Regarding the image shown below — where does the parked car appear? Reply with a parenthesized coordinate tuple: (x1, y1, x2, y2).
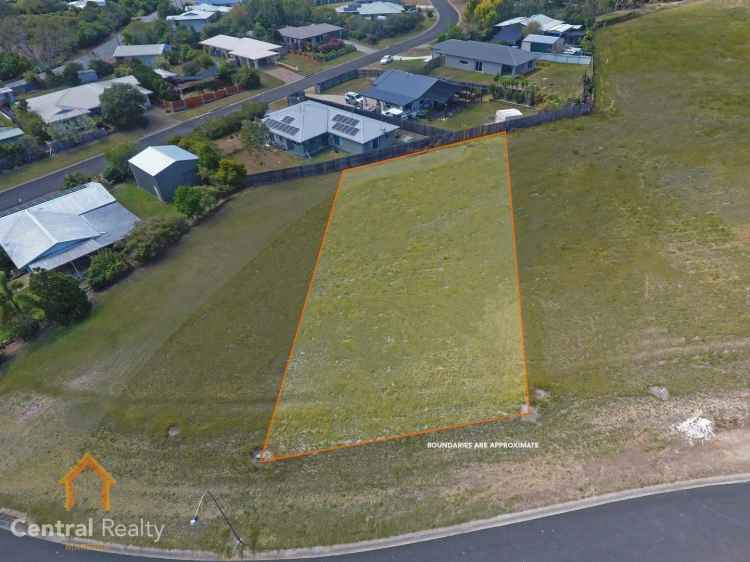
(345, 92, 364, 106)
(380, 55, 393, 65)
(381, 107, 406, 119)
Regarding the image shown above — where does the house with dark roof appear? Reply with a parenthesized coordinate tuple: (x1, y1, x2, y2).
(491, 22, 523, 46)
(0, 182, 139, 272)
(361, 70, 462, 114)
(277, 24, 343, 51)
(263, 100, 399, 158)
(432, 40, 536, 77)
(522, 34, 564, 54)
(128, 145, 199, 202)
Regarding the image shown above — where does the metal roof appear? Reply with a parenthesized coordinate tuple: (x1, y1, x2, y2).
(26, 76, 152, 125)
(0, 182, 139, 270)
(492, 24, 523, 43)
(336, 1, 404, 16)
(278, 23, 343, 40)
(114, 44, 168, 57)
(495, 14, 582, 33)
(167, 10, 216, 21)
(128, 145, 198, 177)
(263, 100, 399, 145)
(432, 40, 536, 67)
(523, 34, 562, 44)
(362, 70, 439, 106)
(0, 127, 24, 142)
(199, 35, 282, 61)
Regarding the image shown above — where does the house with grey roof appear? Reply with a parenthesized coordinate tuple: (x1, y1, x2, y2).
(0, 127, 25, 146)
(277, 24, 343, 51)
(128, 145, 199, 202)
(491, 22, 523, 46)
(522, 34, 564, 54)
(336, 1, 404, 18)
(432, 40, 536, 77)
(25, 76, 152, 134)
(495, 14, 584, 43)
(263, 100, 399, 158)
(113, 44, 170, 67)
(0, 182, 139, 272)
(166, 10, 218, 32)
(200, 35, 283, 68)
(361, 70, 462, 113)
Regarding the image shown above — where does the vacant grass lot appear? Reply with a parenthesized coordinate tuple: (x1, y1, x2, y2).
(111, 183, 181, 219)
(426, 98, 536, 130)
(267, 135, 526, 457)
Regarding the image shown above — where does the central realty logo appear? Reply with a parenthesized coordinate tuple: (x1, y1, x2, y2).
(59, 453, 116, 512)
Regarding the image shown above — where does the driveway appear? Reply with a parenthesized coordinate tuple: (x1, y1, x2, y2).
(264, 65, 306, 84)
(2, 481, 750, 561)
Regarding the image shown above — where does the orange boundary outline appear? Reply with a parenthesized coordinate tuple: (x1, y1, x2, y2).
(260, 131, 531, 464)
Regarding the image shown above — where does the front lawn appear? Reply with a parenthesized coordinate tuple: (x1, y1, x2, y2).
(110, 183, 181, 220)
(280, 50, 363, 76)
(322, 76, 374, 95)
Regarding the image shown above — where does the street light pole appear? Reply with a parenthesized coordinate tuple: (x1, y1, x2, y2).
(190, 490, 245, 546)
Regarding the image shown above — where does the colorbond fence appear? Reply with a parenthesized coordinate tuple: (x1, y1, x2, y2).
(532, 53, 592, 65)
(162, 85, 243, 113)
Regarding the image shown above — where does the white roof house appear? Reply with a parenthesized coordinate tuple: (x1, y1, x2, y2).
(113, 44, 169, 58)
(495, 14, 582, 35)
(166, 9, 217, 29)
(67, 0, 106, 8)
(0, 182, 139, 271)
(26, 76, 151, 125)
(128, 145, 198, 176)
(0, 127, 24, 144)
(337, 1, 405, 16)
(193, 3, 232, 13)
(200, 35, 282, 66)
(263, 100, 399, 146)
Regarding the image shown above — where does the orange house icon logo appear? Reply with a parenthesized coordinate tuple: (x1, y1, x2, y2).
(59, 453, 116, 512)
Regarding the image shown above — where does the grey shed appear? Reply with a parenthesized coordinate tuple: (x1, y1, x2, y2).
(128, 145, 200, 202)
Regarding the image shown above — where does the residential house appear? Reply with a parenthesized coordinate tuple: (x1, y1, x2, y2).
(77, 69, 98, 84)
(0, 182, 139, 272)
(200, 35, 284, 68)
(361, 70, 462, 114)
(277, 24, 344, 51)
(128, 145, 199, 202)
(113, 44, 170, 67)
(67, 0, 105, 8)
(432, 40, 536, 77)
(336, 1, 405, 18)
(491, 22, 523, 46)
(495, 14, 583, 43)
(0, 127, 24, 145)
(263, 100, 399, 157)
(166, 10, 218, 32)
(0, 87, 15, 106)
(521, 34, 564, 54)
(192, 3, 232, 13)
(25, 76, 151, 135)
(197, 0, 240, 5)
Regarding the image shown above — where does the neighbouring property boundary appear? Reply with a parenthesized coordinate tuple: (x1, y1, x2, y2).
(259, 132, 532, 464)
(241, 99, 592, 189)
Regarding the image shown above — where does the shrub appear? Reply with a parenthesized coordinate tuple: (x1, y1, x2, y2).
(120, 216, 190, 264)
(29, 270, 91, 326)
(86, 248, 132, 290)
(234, 66, 260, 89)
(88, 58, 114, 78)
(103, 142, 138, 183)
(100, 83, 148, 130)
(211, 159, 245, 189)
(9, 314, 40, 341)
(174, 186, 218, 219)
(62, 172, 91, 190)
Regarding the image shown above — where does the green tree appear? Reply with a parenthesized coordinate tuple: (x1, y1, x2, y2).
(103, 142, 138, 183)
(212, 159, 246, 188)
(234, 66, 260, 89)
(61, 61, 83, 86)
(88, 58, 114, 78)
(100, 83, 148, 130)
(217, 62, 237, 83)
(29, 270, 91, 325)
(239, 119, 269, 162)
(62, 172, 91, 190)
(86, 248, 131, 290)
(174, 186, 217, 219)
(0, 52, 31, 81)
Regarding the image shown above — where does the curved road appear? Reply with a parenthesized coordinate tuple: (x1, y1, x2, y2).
(0, 1, 458, 212)
(2, 482, 750, 561)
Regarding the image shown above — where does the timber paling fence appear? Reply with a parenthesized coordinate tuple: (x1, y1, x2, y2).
(241, 99, 592, 189)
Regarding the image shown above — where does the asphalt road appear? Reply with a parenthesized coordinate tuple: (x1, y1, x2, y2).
(2, 482, 750, 562)
(0, 1, 458, 212)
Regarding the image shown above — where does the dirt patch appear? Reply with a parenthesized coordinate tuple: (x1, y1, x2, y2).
(215, 135, 303, 174)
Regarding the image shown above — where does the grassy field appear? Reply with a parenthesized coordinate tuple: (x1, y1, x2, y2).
(110, 183, 181, 220)
(266, 135, 526, 457)
(425, 98, 535, 130)
(280, 51, 363, 76)
(526, 61, 590, 102)
(1, 1, 750, 555)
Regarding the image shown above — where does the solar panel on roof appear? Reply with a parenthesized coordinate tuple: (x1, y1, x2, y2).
(282, 115, 295, 124)
(332, 122, 359, 136)
(332, 114, 359, 127)
(266, 119, 299, 136)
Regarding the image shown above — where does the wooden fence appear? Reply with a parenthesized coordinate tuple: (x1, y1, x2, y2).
(162, 85, 243, 113)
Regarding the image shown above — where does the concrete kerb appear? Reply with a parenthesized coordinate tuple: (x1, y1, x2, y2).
(3, 473, 750, 560)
